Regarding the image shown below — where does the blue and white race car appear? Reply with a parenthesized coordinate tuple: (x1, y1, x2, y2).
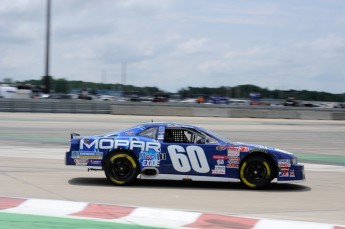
(65, 122, 305, 189)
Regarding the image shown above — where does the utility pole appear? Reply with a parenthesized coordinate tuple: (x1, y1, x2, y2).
(43, 0, 51, 93)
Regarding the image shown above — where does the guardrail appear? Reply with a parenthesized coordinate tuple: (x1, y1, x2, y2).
(0, 98, 345, 120)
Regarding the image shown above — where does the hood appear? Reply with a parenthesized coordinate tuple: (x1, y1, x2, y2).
(231, 142, 296, 159)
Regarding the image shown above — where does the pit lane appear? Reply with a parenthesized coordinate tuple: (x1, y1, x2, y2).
(0, 113, 344, 225)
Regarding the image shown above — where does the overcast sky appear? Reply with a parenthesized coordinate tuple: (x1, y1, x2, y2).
(1, 0, 345, 93)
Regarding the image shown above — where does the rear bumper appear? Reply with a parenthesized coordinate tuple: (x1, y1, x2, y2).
(65, 151, 103, 168)
(277, 164, 305, 183)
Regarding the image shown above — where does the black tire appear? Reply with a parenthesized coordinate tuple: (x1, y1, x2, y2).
(239, 156, 274, 189)
(104, 152, 139, 186)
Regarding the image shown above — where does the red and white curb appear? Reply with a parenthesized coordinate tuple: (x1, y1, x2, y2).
(0, 197, 344, 229)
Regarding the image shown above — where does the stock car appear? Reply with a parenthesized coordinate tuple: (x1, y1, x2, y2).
(65, 122, 305, 189)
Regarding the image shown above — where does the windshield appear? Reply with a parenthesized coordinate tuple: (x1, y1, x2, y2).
(198, 127, 231, 143)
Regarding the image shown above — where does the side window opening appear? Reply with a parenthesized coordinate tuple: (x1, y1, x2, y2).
(164, 129, 188, 143)
(138, 127, 158, 139)
(164, 128, 206, 144)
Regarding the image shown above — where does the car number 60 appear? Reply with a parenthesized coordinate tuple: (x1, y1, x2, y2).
(167, 145, 210, 173)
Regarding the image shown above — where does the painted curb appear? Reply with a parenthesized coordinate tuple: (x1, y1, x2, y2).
(0, 197, 344, 229)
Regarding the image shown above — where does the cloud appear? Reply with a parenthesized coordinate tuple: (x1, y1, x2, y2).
(307, 34, 345, 53)
(0, 0, 345, 93)
(176, 38, 208, 55)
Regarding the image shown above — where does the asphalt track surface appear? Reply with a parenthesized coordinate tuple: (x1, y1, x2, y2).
(0, 113, 344, 226)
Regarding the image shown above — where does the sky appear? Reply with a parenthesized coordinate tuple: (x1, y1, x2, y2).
(0, 0, 345, 93)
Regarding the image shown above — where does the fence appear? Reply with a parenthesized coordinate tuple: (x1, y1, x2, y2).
(0, 99, 344, 120)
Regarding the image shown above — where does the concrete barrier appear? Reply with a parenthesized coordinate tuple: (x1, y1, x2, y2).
(230, 109, 267, 118)
(111, 105, 194, 116)
(1, 99, 345, 120)
(266, 110, 300, 119)
(192, 107, 229, 117)
(299, 111, 333, 120)
(332, 112, 345, 120)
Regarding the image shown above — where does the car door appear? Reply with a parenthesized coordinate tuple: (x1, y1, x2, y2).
(159, 127, 224, 177)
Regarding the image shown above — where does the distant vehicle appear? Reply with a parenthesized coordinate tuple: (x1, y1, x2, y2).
(129, 94, 141, 102)
(228, 99, 249, 105)
(153, 92, 169, 102)
(49, 94, 75, 99)
(0, 84, 17, 98)
(168, 94, 182, 103)
(335, 103, 345, 108)
(16, 84, 33, 99)
(98, 95, 115, 101)
(284, 97, 299, 106)
(78, 90, 94, 100)
(196, 96, 205, 104)
(139, 96, 154, 102)
(179, 98, 196, 103)
(208, 96, 229, 104)
(65, 122, 305, 189)
(249, 93, 262, 105)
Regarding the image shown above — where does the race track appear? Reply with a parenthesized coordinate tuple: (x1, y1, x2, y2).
(0, 113, 344, 225)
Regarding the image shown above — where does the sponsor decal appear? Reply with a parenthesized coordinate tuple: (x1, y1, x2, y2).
(227, 155, 240, 168)
(228, 150, 240, 157)
(229, 157, 240, 161)
(74, 159, 88, 166)
(217, 159, 224, 165)
(72, 151, 103, 159)
(158, 127, 165, 140)
(124, 131, 134, 135)
(279, 167, 289, 177)
(216, 145, 227, 151)
(226, 164, 239, 169)
(90, 160, 102, 166)
(239, 146, 249, 152)
(278, 159, 291, 168)
(157, 134, 164, 140)
(79, 139, 161, 153)
(72, 151, 79, 158)
(228, 159, 240, 165)
(290, 169, 295, 177)
(142, 160, 159, 166)
(213, 155, 228, 160)
(160, 153, 166, 160)
(139, 150, 160, 167)
(212, 165, 225, 175)
(228, 146, 250, 152)
(228, 146, 239, 151)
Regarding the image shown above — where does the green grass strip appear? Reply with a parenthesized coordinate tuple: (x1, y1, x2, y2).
(0, 212, 164, 229)
(296, 153, 345, 164)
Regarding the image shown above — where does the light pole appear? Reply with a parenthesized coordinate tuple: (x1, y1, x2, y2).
(43, 0, 51, 93)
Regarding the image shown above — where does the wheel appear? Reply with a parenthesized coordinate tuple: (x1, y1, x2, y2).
(239, 156, 274, 189)
(104, 152, 139, 185)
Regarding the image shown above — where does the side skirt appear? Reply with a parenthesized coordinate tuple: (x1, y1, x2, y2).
(138, 174, 240, 183)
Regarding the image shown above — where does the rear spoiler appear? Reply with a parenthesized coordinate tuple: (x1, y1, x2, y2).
(70, 133, 80, 140)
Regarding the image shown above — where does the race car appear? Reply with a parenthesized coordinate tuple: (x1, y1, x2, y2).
(65, 122, 305, 189)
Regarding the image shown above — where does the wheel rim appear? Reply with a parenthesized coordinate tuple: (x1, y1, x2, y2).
(245, 160, 267, 183)
(112, 158, 132, 178)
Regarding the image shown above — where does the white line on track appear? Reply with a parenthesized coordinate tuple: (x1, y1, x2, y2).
(302, 163, 345, 172)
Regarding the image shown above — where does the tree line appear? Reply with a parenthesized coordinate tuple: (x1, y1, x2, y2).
(13, 77, 345, 102)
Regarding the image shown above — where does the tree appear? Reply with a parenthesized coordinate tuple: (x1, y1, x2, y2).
(42, 75, 52, 93)
(54, 78, 69, 93)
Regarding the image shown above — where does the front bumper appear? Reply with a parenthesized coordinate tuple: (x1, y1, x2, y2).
(277, 164, 305, 183)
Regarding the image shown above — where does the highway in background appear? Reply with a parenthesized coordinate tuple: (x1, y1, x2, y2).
(0, 113, 344, 225)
